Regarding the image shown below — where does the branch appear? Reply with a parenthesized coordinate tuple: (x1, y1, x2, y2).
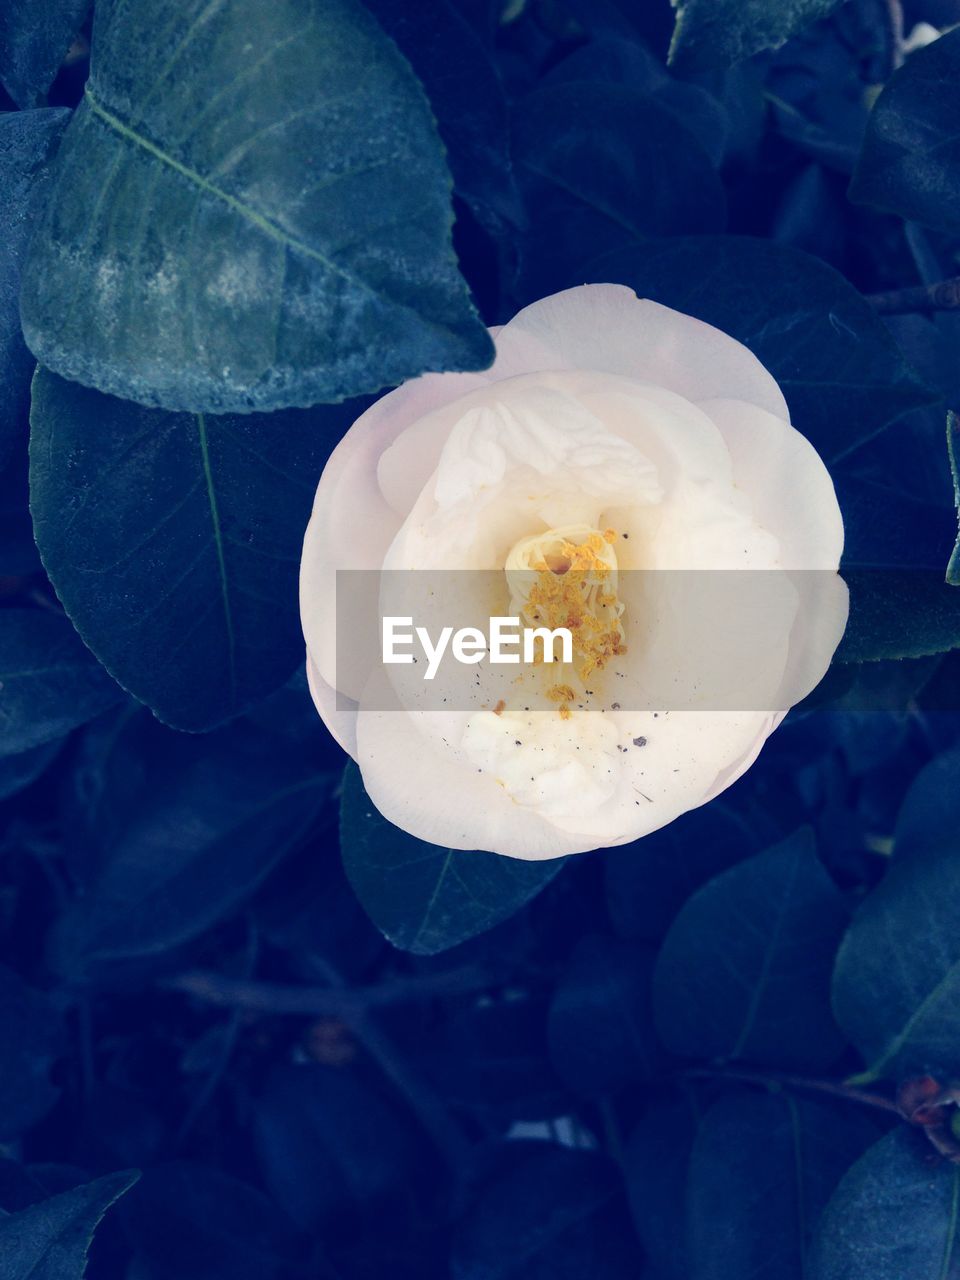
(683, 1066, 902, 1115)
(867, 276, 960, 315)
(162, 963, 495, 1017)
(881, 0, 905, 75)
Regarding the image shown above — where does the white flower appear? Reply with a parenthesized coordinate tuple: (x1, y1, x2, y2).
(300, 285, 846, 859)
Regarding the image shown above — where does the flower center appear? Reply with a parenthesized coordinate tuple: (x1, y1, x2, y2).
(505, 523, 626, 692)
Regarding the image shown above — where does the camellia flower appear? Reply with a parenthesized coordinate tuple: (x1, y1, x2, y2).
(300, 285, 847, 860)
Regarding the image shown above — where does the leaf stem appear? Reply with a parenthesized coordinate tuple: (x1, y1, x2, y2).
(867, 276, 960, 314)
(683, 1066, 902, 1115)
(162, 963, 495, 1016)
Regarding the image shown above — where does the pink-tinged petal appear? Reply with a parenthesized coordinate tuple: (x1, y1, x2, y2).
(301, 371, 489, 685)
(699, 398, 845, 569)
(492, 285, 790, 421)
(354, 705, 593, 860)
(305, 652, 357, 759)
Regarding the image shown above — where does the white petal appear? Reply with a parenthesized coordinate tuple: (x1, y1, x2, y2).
(699, 398, 844, 569)
(305, 652, 358, 759)
(354, 703, 592, 859)
(492, 285, 790, 421)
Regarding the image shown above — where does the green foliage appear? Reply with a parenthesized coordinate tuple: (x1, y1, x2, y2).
(669, 0, 841, 71)
(811, 1129, 960, 1279)
(339, 762, 564, 955)
(832, 748, 960, 1082)
(0, 607, 122, 756)
(30, 368, 353, 731)
(514, 82, 725, 294)
(49, 709, 333, 983)
(850, 28, 960, 234)
(0, 109, 68, 469)
(0, 1171, 139, 1280)
(19, 0, 493, 414)
(687, 1094, 878, 1280)
(653, 830, 849, 1070)
(0, 0, 89, 107)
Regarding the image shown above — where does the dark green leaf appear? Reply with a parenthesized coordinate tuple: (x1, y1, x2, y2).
(832, 749, 960, 1081)
(669, 0, 841, 71)
(688, 1093, 879, 1280)
(0, 108, 69, 470)
(653, 829, 848, 1069)
(547, 934, 660, 1096)
(0, 965, 65, 1141)
(837, 569, 960, 662)
(49, 710, 331, 981)
(340, 761, 564, 955)
(849, 28, 960, 235)
(811, 1129, 960, 1280)
(0, 1170, 139, 1280)
(604, 803, 759, 941)
(451, 1145, 638, 1280)
(30, 367, 350, 731)
(624, 1102, 698, 1280)
(948, 411, 960, 585)
(0, 608, 122, 758)
(584, 236, 936, 462)
(362, 0, 520, 226)
(0, 0, 88, 107)
(19, 0, 493, 414)
(514, 83, 725, 296)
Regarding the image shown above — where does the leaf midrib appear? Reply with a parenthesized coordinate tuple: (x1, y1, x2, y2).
(196, 413, 236, 706)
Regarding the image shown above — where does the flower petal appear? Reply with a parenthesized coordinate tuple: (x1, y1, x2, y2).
(492, 285, 790, 421)
(699, 398, 844, 569)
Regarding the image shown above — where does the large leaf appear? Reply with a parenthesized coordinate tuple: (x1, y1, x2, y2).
(653, 829, 848, 1070)
(837, 570, 960, 663)
(832, 749, 960, 1082)
(624, 1102, 698, 1280)
(849, 28, 960, 235)
(0, 108, 69, 470)
(811, 1129, 960, 1280)
(49, 710, 332, 981)
(0, 965, 66, 1141)
(362, 0, 519, 226)
(585, 236, 936, 463)
(833, 409, 960, 662)
(0, 608, 122, 758)
(19, 0, 493, 415)
(451, 1145, 638, 1280)
(340, 762, 564, 955)
(30, 368, 351, 732)
(0, 0, 89, 107)
(669, 0, 841, 71)
(688, 1093, 879, 1280)
(514, 82, 725, 296)
(604, 802, 759, 941)
(0, 1170, 139, 1280)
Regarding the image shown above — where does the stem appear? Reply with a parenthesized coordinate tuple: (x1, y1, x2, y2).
(304, 956, 472, 1170)
(881, 0, 905, 75)
(867, 276, 960, 315)
(163, 964, 494, 1017)
(683, 1066, 902, 1115)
